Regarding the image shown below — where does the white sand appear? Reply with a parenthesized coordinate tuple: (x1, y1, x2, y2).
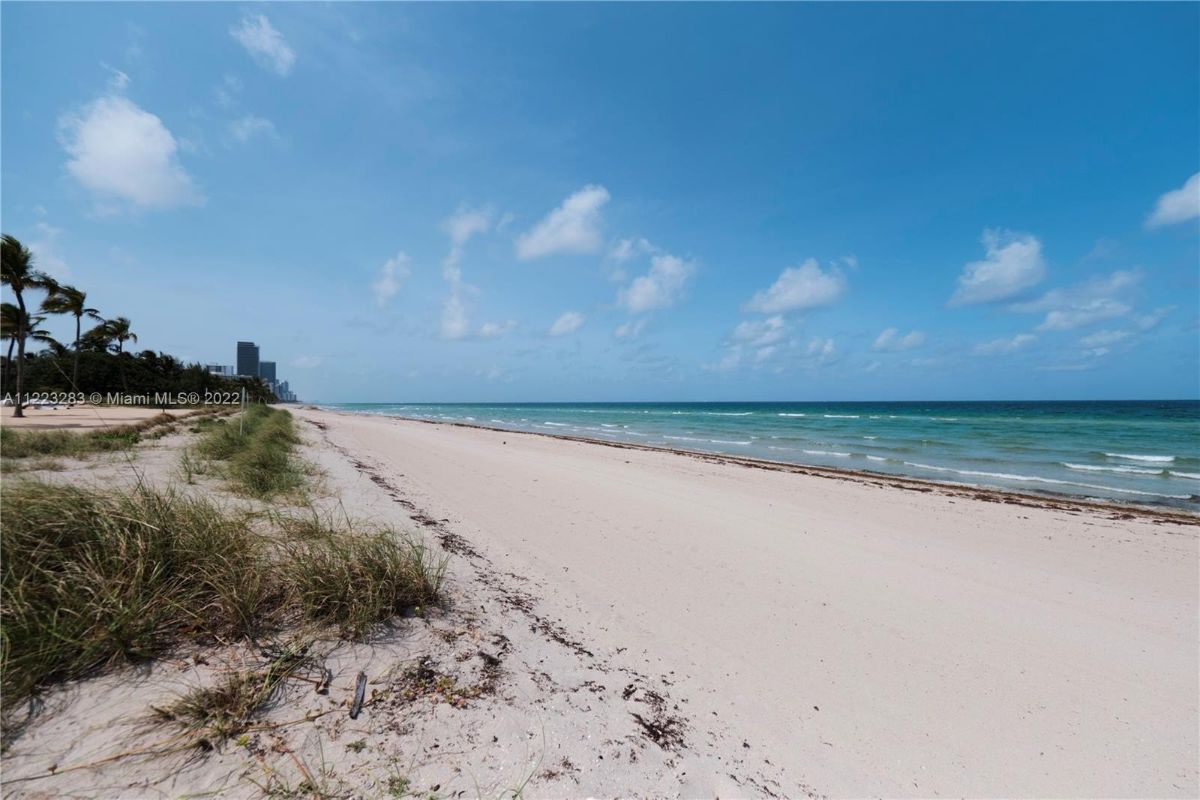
(291, 408, 1199, 798)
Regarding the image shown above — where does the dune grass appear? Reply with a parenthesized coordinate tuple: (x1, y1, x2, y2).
(0, 480, 445, 711)
(0, 419, 150, 459)
(0, 410, 222, 466)
(194, 404, 304, 498)
(153, 642, 314, 749)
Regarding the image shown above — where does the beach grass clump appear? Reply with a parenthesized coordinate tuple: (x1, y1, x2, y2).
(0, 480, 279, 706)
(195, 405, 304, 498)
(1, 480, 444, 709)
(283, 528, 445, 638)
(0, 412, 191, 461)
(153, 643, 312, 748)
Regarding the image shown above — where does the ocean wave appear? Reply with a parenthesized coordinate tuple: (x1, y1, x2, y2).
(1063, 463, 1160, 475)
(904, 462, 1190, 498)
(1170, 471, 1200, 480)
(663, 435, 704, 442)
(1105, 452, 1175, 463)
(863, 435, 878, 439)
(804, 449, 851, 457)
(710, 439, 752, 445)
(866, 455, 888, 462)
(778, 413, 807, 417)
(601, 423, 619, 428)
(543, 421, 569, 427)
(823, 414, 860, 419)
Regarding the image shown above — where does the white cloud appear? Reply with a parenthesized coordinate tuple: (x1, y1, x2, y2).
(973, 333, 1037, 356)
(292, 355, 323, 368)
(743, 259, 846, 314)
(753, 345, 777, 363)
(619, 253, 695, 313)
(101, 63, 130, 92)
(1146, 172, 1200, 228)
(27, 221, 71, 280)
(806, 337, 837, 365)
(516, 185, 609, 260)
(704, 347, 743, 373)
(948, 229, 1046, 306)
(548, 311, 585, 337)
(441, 294, 469, 340)
(215, 74, 243, 109)
(372, 252, 411, 307)
(60, 95, 201, 211)
(442, 207, 492, 283)
(732, 316, 787, 347)
(872, 327, 926, 352)
(438, 207, 494, 340)
(1134, 306, 1173, 331)
(614, 318, 646, 340)
(1036, 299, 1130, 331)
(231, 14, 295, 76)
(227, 115, 278, 144)
(609, 236, 655, 263)
(1077, 329, 1129, 349)
(1012, 270, 1140, 331)
(478, 320, 516, 339)
(1073, 307, 1173, 351)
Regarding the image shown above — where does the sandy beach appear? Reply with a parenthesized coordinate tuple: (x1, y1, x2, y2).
(3, 406, 1196, 798)
(0, 405, 194, 431)
(291, 407, 1199, 797)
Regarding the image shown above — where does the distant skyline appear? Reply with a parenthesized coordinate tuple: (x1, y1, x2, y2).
(2, 3, 1197, 402)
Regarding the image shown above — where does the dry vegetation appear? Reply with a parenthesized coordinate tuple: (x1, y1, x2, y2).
(0, 407, 445, 721)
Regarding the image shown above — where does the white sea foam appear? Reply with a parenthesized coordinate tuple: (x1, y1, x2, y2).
(601, 423, 619, 428)
(543, 421, 569, 427)
(710, 439, 752, 445)
(866, 455, 888, 462)
(1170, 471, 1200, 480)
(863, 435, 878, 439)
(823, 414, 860, 419)
(1063, 462, 1160, 475)
(778, 413, 807, 417)
(1105, 453, 1175, 463)
(904, 462, 1189, 498)
(804, 449, 851, 457)
(663, 435, 704, 442)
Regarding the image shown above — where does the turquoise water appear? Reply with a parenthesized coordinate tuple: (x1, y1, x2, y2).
(322, 401, 1200, 509)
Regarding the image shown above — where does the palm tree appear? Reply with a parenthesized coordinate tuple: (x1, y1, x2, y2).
(92, 316, 137, 392)
(1, 234, 52, 417)
(101, 317, 138, 355)
(41, 284, 101, 389)
(2, 303, 61, 386)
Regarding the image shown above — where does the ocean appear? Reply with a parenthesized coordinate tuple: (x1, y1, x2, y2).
(321, 401, 1200, 509)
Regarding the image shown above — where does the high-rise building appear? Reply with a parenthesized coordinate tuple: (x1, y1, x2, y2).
(236, 341, 260, 377)
(259, 361, 276, 383)
(205, 364, 234, 377)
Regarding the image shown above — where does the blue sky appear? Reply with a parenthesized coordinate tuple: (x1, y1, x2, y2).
(2, 2, 1197, 402)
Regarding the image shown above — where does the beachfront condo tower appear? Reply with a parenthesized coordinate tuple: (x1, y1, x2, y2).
(236, 341, 260, 378)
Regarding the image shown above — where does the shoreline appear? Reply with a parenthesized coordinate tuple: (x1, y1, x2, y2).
(289, 406, 1198, 796)
(306, 406, 1200, 525)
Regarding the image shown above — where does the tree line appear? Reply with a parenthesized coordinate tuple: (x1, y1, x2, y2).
(2, 234, 274, 417)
